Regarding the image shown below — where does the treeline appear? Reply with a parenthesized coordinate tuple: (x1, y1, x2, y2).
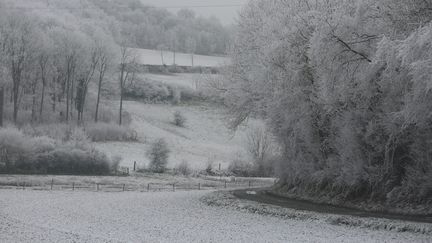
(0, 1, 140, 175)
(225, 0, 432, 209)
(0, 9, 117, 125)
(89, 0, 231, 55)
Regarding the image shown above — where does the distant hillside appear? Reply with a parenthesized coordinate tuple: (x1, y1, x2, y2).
(2, 0, 232, 56)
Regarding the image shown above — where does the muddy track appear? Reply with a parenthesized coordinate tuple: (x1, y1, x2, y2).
(233, 189, 432, 224)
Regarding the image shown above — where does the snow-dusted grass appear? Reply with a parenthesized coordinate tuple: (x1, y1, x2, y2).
(202, 191, 432, 236)
(0, 190, 430, 242)
(141, 73, 201, 90)
(0, 174, 274, 192)
(95, 101, 255, 171)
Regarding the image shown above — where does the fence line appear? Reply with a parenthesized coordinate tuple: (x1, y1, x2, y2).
(0, 179, 275, 193)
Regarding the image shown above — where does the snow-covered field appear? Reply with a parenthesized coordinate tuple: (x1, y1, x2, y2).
(96, 101, 254, 170)
(132, 48, 230, 67)
(140, 73, 201, 90)
(0, 190, 429, 243)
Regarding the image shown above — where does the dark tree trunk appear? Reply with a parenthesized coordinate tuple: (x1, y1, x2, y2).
(0, 86, 4, 127)
(95, 74, 103, 123)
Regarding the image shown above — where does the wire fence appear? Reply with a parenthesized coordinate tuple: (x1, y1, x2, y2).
(0, 178, 276, 193)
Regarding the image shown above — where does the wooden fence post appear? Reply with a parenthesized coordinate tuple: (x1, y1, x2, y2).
(97, 183, 100, 191)
(198, 183, 200, 190)
(224, 181, 227, 189)
(249, 181, 251, 188)
(23, 182, 25, 190)
(123, 184, 125, 192)
(72, 182, 75, 191)
(51, 179, 54, 190)
(147, 183, 150, 191)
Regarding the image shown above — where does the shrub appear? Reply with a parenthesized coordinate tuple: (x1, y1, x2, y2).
(175, 160, 192, 176)
(85, 123, 138, 142)
(147, 139, 170, 173)
(173, 111, 186, 127)
(123, 77, 202, 104)
(228, 159, 254, 177)
(172, 88, 181, 105)
(0, 127, 31, 171)
(33, 145, 111, 175)
(0, 127, 116, 175)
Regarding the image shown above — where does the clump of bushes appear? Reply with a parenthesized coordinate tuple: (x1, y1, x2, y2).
(123, 77, 202, 103)
(147, 139, 170, 173)
(0, 127, 118, 175)
(85, 123, 138, 142)
(174, 160, 192, 176)
(228, 159, 255, 177)
(173, 111, 186, 127)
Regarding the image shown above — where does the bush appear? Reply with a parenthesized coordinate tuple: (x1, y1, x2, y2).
(228, 159, 254, 177)
(175, 160, 192, 176)
(0, 127, 116, 175)
(0, 127, 32, 171)
(123, 77, 202, 103)
(86, 123, 138, 142)
(173, 111, 186, 127)
(147, 139, 170, 173)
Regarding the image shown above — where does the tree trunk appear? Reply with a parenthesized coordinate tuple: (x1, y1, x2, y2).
(31, 82, 37, 123)
(40, 80, 45, 120)
(66, 76, 70, 122)
(13, 78, 20, 124)
(95, 74, 103, 123)
(119, 89, 123, 126)
(160, 50, 164, 65)
(119, 64, 125, 126)
(0, 86, 4, 127)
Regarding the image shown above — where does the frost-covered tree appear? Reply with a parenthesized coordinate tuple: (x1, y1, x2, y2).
(147, 139, 170, 173)
(225, 0, 432, 206)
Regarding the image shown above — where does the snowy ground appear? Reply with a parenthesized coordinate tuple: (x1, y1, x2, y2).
(1, 190, 429, 243)
(132, 48, 230, 67)
(95, 101, 255, 170)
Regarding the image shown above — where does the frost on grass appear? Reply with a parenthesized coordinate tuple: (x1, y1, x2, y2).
(200, 191, 432, 236)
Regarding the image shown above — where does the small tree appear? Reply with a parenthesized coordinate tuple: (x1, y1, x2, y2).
(246, 125, 274, 176)
(147, 139, 170, 173)
(173, 111, 186, 127)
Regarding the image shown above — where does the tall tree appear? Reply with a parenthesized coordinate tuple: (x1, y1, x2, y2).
(94, 46, 110, 123)
(118, 46, 134, 126)
(0, 13, 37, 124)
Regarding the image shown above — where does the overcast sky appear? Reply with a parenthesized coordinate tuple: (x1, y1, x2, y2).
(139, 0, 249, 25)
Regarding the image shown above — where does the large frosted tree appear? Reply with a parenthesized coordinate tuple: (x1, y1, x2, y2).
(225, 0, 432, 205)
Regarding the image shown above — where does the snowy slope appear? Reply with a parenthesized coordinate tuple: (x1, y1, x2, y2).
(131, 48, 230, 67)
(95, 102, 253, 170)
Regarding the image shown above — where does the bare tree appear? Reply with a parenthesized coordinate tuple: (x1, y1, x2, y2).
(246, 125, 273, 166)
(76, 46, 99, 123)
(95, 46, 109, 123)
(1, 14, 35, 124)
(38, 50, 50, 119)
(118, 46, 135, 126)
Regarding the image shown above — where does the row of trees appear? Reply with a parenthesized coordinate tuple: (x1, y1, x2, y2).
(225, 0, 432, 205)
(89, 0, 232, 56)
(0, 7, 135, 126)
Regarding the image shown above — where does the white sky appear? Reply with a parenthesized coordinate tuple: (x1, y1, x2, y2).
(139, 0, 249, 25)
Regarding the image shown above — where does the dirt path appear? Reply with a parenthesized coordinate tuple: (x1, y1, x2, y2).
(233, 189, 432, 224)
